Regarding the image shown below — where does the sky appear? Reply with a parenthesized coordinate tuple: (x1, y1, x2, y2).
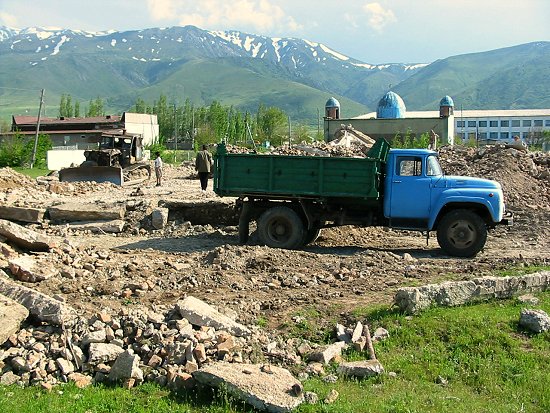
(0, 0, 549, 64)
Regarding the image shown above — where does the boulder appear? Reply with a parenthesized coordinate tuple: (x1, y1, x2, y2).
(519, 309, 550, 333)
(48, 202, 125, 222)
(194, 362, 304, 413)
(0, 293, 29, 345)
(151, 208, 169, 230)
(176, 296, 251, 337)
(109, 350, 143, 383)
(0, 272, 77, 325)
(0, 206, 45, 224)
(9, 255, 58, 282)
(0, 219, 54, 251)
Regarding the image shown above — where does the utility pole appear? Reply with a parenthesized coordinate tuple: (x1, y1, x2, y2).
(174, 103, 177, 163)
(288, 116, 292, 147)
(31, 88, 45, 169)
(317, 108, 321, 139)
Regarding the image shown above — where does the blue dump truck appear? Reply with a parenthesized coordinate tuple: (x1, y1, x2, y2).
(213, 139, 512, 257)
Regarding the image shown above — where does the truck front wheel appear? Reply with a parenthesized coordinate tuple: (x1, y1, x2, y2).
(258, 206, 305, 249)
(437, 210, 487, 257)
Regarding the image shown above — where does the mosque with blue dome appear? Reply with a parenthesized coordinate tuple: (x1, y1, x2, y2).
(324, 91, 455, 145)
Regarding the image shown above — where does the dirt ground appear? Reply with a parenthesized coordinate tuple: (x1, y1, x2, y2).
(1, 144, 550, 333)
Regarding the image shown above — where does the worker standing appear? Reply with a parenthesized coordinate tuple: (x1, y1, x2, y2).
(154, 151, 163, 186)
(195, 144, 213, 193)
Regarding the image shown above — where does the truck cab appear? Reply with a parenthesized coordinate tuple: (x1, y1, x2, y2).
(384, 149, 511, 256)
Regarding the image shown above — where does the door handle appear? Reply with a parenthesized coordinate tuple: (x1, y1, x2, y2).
(393, 180, 402, 183)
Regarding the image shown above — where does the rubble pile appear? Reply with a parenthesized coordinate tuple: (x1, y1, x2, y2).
(439, 145, 550, 210)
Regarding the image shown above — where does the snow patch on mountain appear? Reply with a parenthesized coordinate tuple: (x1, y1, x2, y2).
(51, 35, 69, 55)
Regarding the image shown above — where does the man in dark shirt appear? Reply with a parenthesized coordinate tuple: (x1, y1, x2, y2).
(195, 145, 213, 193)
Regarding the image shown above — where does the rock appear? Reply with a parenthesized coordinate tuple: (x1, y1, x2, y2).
(9, 256, 58, 282)
(66, 220, 125, 233)
(308, 341, 346, 364)
(0, 293, 29, 345)
(304, 391, 319, 404)
(176, 296, 251, 337)
(0, 219, 54, 251)
(0, 274, 77, 325)
(88, 343, 125, 364)
(394, 271, 550, 314)
(151, 208, 169, 230)
(193, 362, 304, 413)
(68, 372, 92, 388)
(324, 389, 339, 404)
(48, 202, 126, 222)
(56, 358, 75, 375)
(372, 327, 390, 342)
(517, 294, 540, 305)
(519, 309, 550, 333)
(0, 206, 45, 224)
(109, 350, 143, 383)
(351, 322, 363, 343)
(0, 371, 21, 385)
(337, 360, 384, 378)
(82, 330, 107, 347)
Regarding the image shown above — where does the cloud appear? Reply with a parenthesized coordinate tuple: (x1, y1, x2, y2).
(0, 11, 18, 27)
(146, 0, 302, 33)
(362, 2, 396, 31)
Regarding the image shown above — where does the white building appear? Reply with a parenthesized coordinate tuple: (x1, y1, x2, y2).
(453, 109, 550, 144)
(121, 112, 160, 146)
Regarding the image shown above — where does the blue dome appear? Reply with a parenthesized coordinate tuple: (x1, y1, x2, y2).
(325, 97, 341, 109)
(440, 95, 454, 107)
(376, 91, 406, 119)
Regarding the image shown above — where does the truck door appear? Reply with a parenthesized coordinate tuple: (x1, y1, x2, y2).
(386, 155, 432, 229)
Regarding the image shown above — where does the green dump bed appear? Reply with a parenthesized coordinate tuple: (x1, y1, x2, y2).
(214, 139, 390, 200)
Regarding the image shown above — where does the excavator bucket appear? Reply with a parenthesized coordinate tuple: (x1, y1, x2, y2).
(59, 166, 123, 185)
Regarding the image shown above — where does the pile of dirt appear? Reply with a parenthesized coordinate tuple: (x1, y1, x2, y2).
(438, 145, 550, 211)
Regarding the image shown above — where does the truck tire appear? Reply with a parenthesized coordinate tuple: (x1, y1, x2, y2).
(258, 206, 305, 249)
(303, 228, 321, 245)
(238, 203, 251, 244)
(437, 209, 487, 257)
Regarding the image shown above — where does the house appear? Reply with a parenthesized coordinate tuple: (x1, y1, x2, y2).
(7, 112, 159, 149)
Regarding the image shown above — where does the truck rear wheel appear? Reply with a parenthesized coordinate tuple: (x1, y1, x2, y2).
(258, 206, 305, 249)
(437, 209, 487, 257)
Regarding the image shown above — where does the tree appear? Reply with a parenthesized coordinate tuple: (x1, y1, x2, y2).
(86, 97, 105, 117)
(256, 104, 287, 145)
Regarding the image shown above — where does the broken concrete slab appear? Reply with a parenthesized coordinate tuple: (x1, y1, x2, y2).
(176, 296, 251, 337)
(9, 255, 58, 282)
(0, 219, 55, 251)
(66, 220, 125, 234)
(337, 360, 384, 378)
(519, 309, 550, 333)
(151, 207, 169, 230)
(0, 293, 29, 345)
(0, 272, 77, 325)
(48, 202, 126, 222)
(193, 362, 304, 413)
(394, 271, 550, 314)
(308, 341, 346, 364)
(88, 343, 125, 364)
(109, 350, 143, 383)
(0, 205, 46, 224)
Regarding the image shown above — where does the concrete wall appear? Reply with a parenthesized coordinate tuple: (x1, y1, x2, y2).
(47, 150, 86, 170)
(325, 116, 454, 145)
(123, 113, 159, 146)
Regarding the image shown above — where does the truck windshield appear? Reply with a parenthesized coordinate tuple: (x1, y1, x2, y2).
(427, 155, 443, 176)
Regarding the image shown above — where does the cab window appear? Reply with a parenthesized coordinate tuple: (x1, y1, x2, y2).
(397, 157, 422, 176)
(426, 155, 443, 176)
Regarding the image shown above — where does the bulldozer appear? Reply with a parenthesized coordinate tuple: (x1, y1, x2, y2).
(59, 132, 151, 185)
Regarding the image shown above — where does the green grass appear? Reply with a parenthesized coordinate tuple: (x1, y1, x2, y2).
(12, 167, 50, 179)
(3, 291, 548, 412)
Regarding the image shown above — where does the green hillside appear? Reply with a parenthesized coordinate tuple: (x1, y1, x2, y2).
(394, 42, 550, 110)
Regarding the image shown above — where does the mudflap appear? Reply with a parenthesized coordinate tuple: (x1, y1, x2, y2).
(59, 166, 123, 185)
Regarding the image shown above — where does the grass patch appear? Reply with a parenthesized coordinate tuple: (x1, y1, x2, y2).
(12, 167, 50, 179)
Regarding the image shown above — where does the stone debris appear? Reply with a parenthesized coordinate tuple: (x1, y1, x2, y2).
(519, 309, 550, 333)
(394, 271, 550, 314)
(0, 273, 77, 325)
(48, 202, 126, 222)
(193, 362, 304, 413)
(0, 205, 45, 224)
(176, 295, 251, 337)
(0, 219, 55, 251)
(8, 255, 58, 282)
(66, 220, 126, 234)
(337, 360, 384, 378)
(308, 341, 346, 364)
(0, 293, 29, 345)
